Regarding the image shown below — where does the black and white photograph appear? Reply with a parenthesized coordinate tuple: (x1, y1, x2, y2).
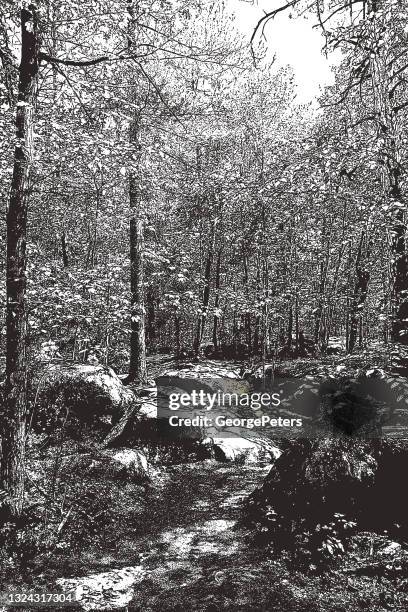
(1, 0, 408, 610)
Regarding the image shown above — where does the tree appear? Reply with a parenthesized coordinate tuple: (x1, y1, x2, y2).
(2, 4, 41, 516)
(126, 116, 148, 383)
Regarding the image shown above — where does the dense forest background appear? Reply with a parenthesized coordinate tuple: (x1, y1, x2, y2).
(4, 0, 408, 380)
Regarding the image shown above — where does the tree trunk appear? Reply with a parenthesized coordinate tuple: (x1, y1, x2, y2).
(125, 120, 147, 384)
(2, 5, 41, 517)
(61, 231, 69, 268)
(193, 216, 217, 358)
(314, 220, 331, 348)
(286, 304, 293, 350)
(390, 176, 408, 343)
(253, 254, 261, 355)
(212, 247, 223, 351)
(348, 232, 372, 353)
(146, 288, 156, 353)
(242, 253, 252, 352)
(175, 315, 181, 358)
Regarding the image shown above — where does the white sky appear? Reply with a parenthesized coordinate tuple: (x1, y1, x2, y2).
(229, 0, 338, 102)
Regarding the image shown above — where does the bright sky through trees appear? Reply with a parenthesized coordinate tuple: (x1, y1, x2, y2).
(230, 0, 338, 102)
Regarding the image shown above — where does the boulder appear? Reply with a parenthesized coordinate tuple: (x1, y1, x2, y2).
(245, 438, 408, 543)
(56, 565, 145, 611)
(87, 449, 151, 482)
(379, 541, 402, 557)
(30, 449, 152, 483)
(151, 366, 251, 443)
(33, 364, 135, 432)
(203, 435, 281, 465)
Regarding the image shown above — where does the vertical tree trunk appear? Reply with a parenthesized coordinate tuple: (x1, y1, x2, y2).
(61, 231, 69, 268)
(253, 254, 261, 355)
(390, 175, 408, 343)
(348, 232, 371, 353)
(125, 0, 147, 383)
(295, 290, 299, 352)
(125, 119, 147, 383)
(286, 304, 293, 350)
(212, 246, 223, 351)
(242, 253, 252, 352)
(368, 33, 408, 342)
(193, 216, 217, 358)
(146, 288, 156, 353)
(175, 314, 181, 359)
(2, 5, 40, 517)
(314, 220, 331, 348)
(324, 241, 346, 351)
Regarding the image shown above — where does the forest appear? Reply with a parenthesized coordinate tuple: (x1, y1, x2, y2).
(1, 0, 408, 610)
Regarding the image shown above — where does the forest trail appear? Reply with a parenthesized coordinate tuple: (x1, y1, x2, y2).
(57, 463, 269, 611)
(124, 463, 270, 610)
(133, 462, 267, 563)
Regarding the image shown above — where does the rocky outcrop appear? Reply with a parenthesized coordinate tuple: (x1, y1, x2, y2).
(34, 364, 136, 433)
(245, 438, 408, 542)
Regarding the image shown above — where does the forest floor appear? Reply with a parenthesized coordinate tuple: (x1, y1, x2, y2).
(8, 460, 407, 612)
(3, 351, 408, 611)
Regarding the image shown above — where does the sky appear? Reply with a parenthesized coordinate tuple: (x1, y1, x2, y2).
(229, 0, 339, 103)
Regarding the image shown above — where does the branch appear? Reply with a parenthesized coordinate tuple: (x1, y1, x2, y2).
(347, 115, 376, 129)
(39, 52, 110, 67)
(250, 0, 299, 49)
(132, 60, 187, 130)
(393, 100, 408, 114)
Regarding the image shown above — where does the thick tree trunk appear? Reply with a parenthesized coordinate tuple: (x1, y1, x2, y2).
(390, 176, 408, 343)
(2, 5, 40, 517)
(368, 39, 408, 342)
(125, 120, 147, 384)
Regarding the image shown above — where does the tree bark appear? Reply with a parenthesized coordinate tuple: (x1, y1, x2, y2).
(175, 314, 181, 358)
(125, 119, 147, 384)
(314, 219, 331, 348)
(193, 215, 217, 358)
(348, 232, 372, 353)
(212, 246, 223, 351)
(2, 5, 41, 517)
(146, 288, 156, 353)
(390, 173, 408, 343)
(61, 231, 69, 268)
(242, 253, 252, 352)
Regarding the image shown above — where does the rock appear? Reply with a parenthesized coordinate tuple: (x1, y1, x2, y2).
(379, 541, 402, 556)
(245, 438, 408, 543)
(148, 368, 250, 444)
(87, 449, 151, 481)
(325, 336, 345, 355)
(56, 565, 144, 611)
(206, 436, 282, 465)
(34, 364, 135, 432)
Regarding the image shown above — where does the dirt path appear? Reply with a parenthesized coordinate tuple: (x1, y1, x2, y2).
(127, 463, 269, 609)
(56, 462, 269, 612)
